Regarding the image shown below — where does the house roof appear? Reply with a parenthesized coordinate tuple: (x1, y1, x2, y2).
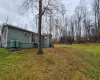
(1, 24, 51, 37)
(1, 24, 37, 35)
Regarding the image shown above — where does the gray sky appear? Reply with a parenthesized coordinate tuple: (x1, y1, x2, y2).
(0, 0, 92, 31)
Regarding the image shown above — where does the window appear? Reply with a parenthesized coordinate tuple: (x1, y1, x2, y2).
(24, 32, 29, 37)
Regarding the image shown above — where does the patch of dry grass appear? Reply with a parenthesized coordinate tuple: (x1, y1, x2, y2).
(0, 46, 97, 80)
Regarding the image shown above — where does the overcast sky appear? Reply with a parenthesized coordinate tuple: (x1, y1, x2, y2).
(0, 0, 92, 31)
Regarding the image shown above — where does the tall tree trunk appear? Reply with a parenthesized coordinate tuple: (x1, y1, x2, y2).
(98, 0, 100, 41)
(37, 0, 43, 54)
(97, 0, 100, 41)
(95, 10, 98, 41)
(49, 9, 52, 34)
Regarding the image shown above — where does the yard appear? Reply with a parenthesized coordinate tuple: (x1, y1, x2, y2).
(0, 44, 100, 80)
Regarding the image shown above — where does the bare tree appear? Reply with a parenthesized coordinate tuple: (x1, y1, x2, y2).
(21, 0, 60, 54)
(92, 0, 100, 41)
(92, 0, 98, 41)
(74, 6, 83, 41)
(97, 0, 100, 40)
(74, 0, 88, 42)
(70, 16, 75, 41)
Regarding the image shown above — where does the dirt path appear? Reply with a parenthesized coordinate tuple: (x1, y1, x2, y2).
(43, 48, 94, 80)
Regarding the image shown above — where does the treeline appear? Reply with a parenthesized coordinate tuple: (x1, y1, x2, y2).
(41, 0, 100, 43)
(1, 0, 100, 44)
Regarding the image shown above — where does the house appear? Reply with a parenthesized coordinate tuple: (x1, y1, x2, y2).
(1, 24, 52, 48)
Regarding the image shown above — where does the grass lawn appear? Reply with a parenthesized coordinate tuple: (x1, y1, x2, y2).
(0, 44, 100, 80)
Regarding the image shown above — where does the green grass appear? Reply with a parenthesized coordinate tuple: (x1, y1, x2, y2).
(55, 44, 100, 79)
(55, 43, 100, 54)
(0, 44, 100, 80)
